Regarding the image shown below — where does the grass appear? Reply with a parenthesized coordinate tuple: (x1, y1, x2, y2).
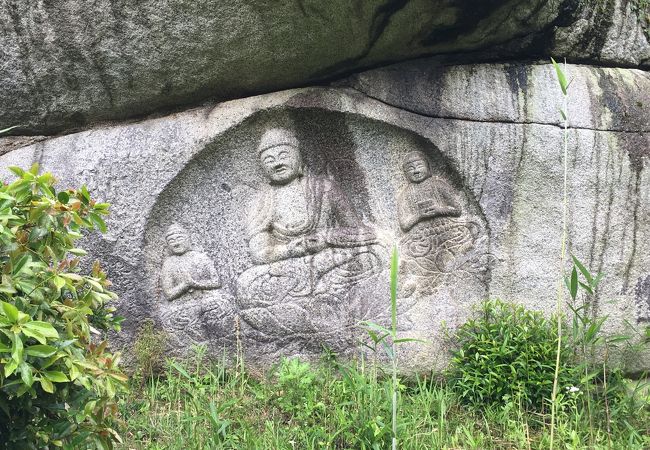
(116, 350, 650, 449)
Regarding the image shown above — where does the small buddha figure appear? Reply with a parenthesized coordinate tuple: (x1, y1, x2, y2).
(397, 150, 477, 295)
(397, 150, 462, 232)
(161, 224, 221, 301)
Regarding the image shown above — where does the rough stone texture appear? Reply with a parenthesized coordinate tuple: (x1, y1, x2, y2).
(1, 0, 648, 135)
(0, 61, 648, 373)
(338, 59, 650, 132)
(551, 0, 650, 68)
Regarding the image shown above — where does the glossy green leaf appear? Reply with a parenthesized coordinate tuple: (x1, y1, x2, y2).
(52, 276, 66, 290)
(89, 213, 107, 233)
(25, 344, 57, 358)
(56, 191, 70, 204)
(4, 358, 19, 377)
(1, 301, 19, 322)
(11, 333, 24, 363)
(0, 283, 17, 295)
(43, 370, 68, 383)
(23, 321, 59, 339)
(19, 362, 34, 387)
(39, 377, 54, 393)
(61, 272, 83, 281)
(21, 328, 47, 345)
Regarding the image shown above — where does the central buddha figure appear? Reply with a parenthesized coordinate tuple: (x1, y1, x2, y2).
(247, 128, 377, 262)
(237, 127, 383, 352)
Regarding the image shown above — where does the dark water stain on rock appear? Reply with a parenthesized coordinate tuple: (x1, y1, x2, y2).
(504, 63, 528, 95)
(616, 132, 650, 174)
(635, 274, 650, 323)
(420, 0, 505, 47)
(288, 108, 376, 223)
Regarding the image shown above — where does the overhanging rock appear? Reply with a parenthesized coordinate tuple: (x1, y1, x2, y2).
(1, 0, 648, 135)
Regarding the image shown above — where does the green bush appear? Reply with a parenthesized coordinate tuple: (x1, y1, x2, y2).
(0, 165, 127, 449)
(448, 299, 576, 410)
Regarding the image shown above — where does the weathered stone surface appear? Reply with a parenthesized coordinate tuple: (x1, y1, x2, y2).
(1, 0, 648, 135)
(339, 60, 650, 132)
(0, 62, 648, 373)
(550, 0, 650, 68)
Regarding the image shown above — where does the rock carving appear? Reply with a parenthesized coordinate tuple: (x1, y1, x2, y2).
(236, 128, 383, 350)
(397, 151, 463, 232)
(397, 151, 489, 295)
(159, 224, 234, 346)
(161, 224, 221, 301)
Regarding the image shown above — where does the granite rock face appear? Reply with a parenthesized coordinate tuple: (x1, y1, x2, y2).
(1, 0, 648, 135)
(0, 61, 647, 373)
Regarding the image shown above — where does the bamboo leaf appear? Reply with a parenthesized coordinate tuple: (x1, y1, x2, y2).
(361, 321, 391, 335)
(551, 57, 568, 95)
(571, 255, 593, 284)
(0, 125, 19, 135)
(569, 267, 578, 300)
(394, 338, 427, 344)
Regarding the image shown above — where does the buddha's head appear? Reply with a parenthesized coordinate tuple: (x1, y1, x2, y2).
(165, 224, 191, 255)
(402, 151, 432, 184)
(258, 128, 303, 185)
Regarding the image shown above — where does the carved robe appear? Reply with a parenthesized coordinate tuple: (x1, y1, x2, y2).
(397, 176, 461, 232)
(247, 174, 376, 264)
(161, 250, 220, 301)
(237, 174, 382, 347)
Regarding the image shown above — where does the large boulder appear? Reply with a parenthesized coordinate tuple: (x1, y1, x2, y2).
(1, 0, 648, 135)
(0, 61, 647, 373)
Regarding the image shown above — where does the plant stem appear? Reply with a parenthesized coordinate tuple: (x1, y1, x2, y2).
(391, 246, 398, 450)
(549, 58, 570, 450)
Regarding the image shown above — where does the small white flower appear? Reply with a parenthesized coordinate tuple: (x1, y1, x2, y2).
(565, 386, 580, 393)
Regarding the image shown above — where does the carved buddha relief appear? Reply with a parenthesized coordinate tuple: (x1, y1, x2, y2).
(145, 110, 494, 362)
(158, 224, 235, 346)
(161, 224, 222, 301)
(236, 128, 383, 350)
(397, 151, 489, 296)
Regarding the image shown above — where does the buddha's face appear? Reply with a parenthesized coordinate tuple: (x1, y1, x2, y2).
(403, 157, 431, 183)
(166, 232, 190, 255)
(260, 145, 302, 184)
